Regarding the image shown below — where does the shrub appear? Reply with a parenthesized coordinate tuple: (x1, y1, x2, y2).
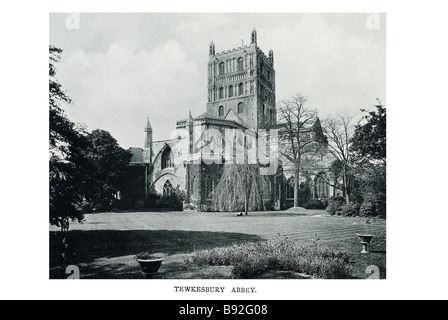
(326, 196, 345, 215)
(190, 238, 352, 279)
(304, 200, 326, 210)
(145, 193, 160, 208)
(359, 201, 378, 217)
(341, 202, 360, 217)
(377, 201, 386, 218)
(156, 194, 183, 210)
(183, 203, 197, 211)
(78, 201, 93, 214)
(135, 200, 145, 210)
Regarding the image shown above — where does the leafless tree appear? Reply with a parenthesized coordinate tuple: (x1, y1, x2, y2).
(323, 113, 357, 204)
(277, 94, 327, 207)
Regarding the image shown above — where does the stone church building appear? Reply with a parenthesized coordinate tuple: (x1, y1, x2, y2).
(123, 30, 335, 211)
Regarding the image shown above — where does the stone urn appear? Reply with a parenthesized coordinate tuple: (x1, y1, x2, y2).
(357, 234, 374, 254)
(135, 252, 164, 278)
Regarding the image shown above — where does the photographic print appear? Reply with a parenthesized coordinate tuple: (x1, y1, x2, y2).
(49, 13, 386, 280)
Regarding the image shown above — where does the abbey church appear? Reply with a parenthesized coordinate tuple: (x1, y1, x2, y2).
(122, 30, 334, 211)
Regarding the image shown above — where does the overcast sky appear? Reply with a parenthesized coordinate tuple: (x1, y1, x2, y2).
(50, 13, 386, 149)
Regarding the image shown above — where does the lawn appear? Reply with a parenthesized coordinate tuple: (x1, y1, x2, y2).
(50, 210, 386, 279)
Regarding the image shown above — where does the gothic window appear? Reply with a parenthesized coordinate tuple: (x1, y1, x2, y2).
(286, 178, 294, 199)
(229, 85, 234, 97)
(219, 106, 224, 117)
(237, 57, 244, 71)
(238, 83, 244, 96)
(238, 102, 244, 114)
(219, 62, 225, 75)
(315, 175, 328, 199)
(219, 87, 224, 99)
(161, 147, 173, 170)
(163, 180, 173, 197)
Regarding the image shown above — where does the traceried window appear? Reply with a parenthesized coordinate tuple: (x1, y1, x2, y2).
(219, 62, 225, 75)
(315, 175, 329, 199)
(238, 102, 243, 114)
(237, 57, 244, 71)
(163, 180, 173, 197)
(161, 147, 173, 170)
(229, 85, 234, 97)
(238, 83, 244, 96)
(219, 106, 224, 117)
(219, 87, 224, 99)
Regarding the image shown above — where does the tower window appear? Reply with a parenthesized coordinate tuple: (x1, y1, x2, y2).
(219, 87, 224, 99)
(237, 57, 244, 71)
(219, 106, 224, 117)
(161, 147, 173, 170)
(238, 83, 244, 96)
(229, 85, 233, 97)
(219, 62, 225, 75)
(238, 102, 243, 114)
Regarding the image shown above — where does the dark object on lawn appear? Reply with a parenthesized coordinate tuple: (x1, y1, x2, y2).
(357, 234, 374, 254)
(237, 212, 243, 216)
(135, 252, 164, 278)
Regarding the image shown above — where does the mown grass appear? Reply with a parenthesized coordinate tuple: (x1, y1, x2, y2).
(189, 237, 353, 279)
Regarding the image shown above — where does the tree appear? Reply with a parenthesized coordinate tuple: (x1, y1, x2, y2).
(352, 162, 386, 217)
(50, 45, 89, 229)
(213, 164, 270, 215)
(277, 94, 327, 207)
(83, 129, 132, 211)
(323, 113, 357, 204)
(351, 102, 386, 163)
(328, 160, 344, 197)
(351, 102, 387, 217)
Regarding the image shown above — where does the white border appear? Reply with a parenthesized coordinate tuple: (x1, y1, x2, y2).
(2, 0, 448, 300)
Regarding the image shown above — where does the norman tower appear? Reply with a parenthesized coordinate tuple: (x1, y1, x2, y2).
(206, 29, 276, 130)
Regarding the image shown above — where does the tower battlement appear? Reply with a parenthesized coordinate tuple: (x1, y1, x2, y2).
(206, 29, 276, 131)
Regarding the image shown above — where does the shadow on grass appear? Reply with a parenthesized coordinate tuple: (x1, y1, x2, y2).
(50, 230, 260, 279)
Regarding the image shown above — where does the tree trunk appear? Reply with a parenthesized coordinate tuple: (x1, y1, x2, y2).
(342, 166, 349, 204)
(294, 160, 300, 207)
(244, 191, 249, 215)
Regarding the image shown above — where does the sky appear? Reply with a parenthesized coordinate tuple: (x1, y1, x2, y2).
(49, 13, 386, 149)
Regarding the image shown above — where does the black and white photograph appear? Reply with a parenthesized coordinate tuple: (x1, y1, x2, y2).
(5, 1, 448, 302)
(49, 12, 386, 281)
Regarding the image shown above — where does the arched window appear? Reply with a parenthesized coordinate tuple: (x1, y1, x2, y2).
(229, 85, 234, 97)
(219, 62, 225, 75)
(237, 57, 244, 71)
(161, 147, 173, 170)
(163, 180, 173, 197)
(238, 102, 243, 114)
(219, 87, 224, 99)
(238, 83, 244, 96)
(218, 106, 224, 117)
(315, 175, 328, 199)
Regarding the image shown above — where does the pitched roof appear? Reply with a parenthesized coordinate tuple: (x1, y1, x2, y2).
(193, 112, 248, 129)
(224, 109, 249, 128)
